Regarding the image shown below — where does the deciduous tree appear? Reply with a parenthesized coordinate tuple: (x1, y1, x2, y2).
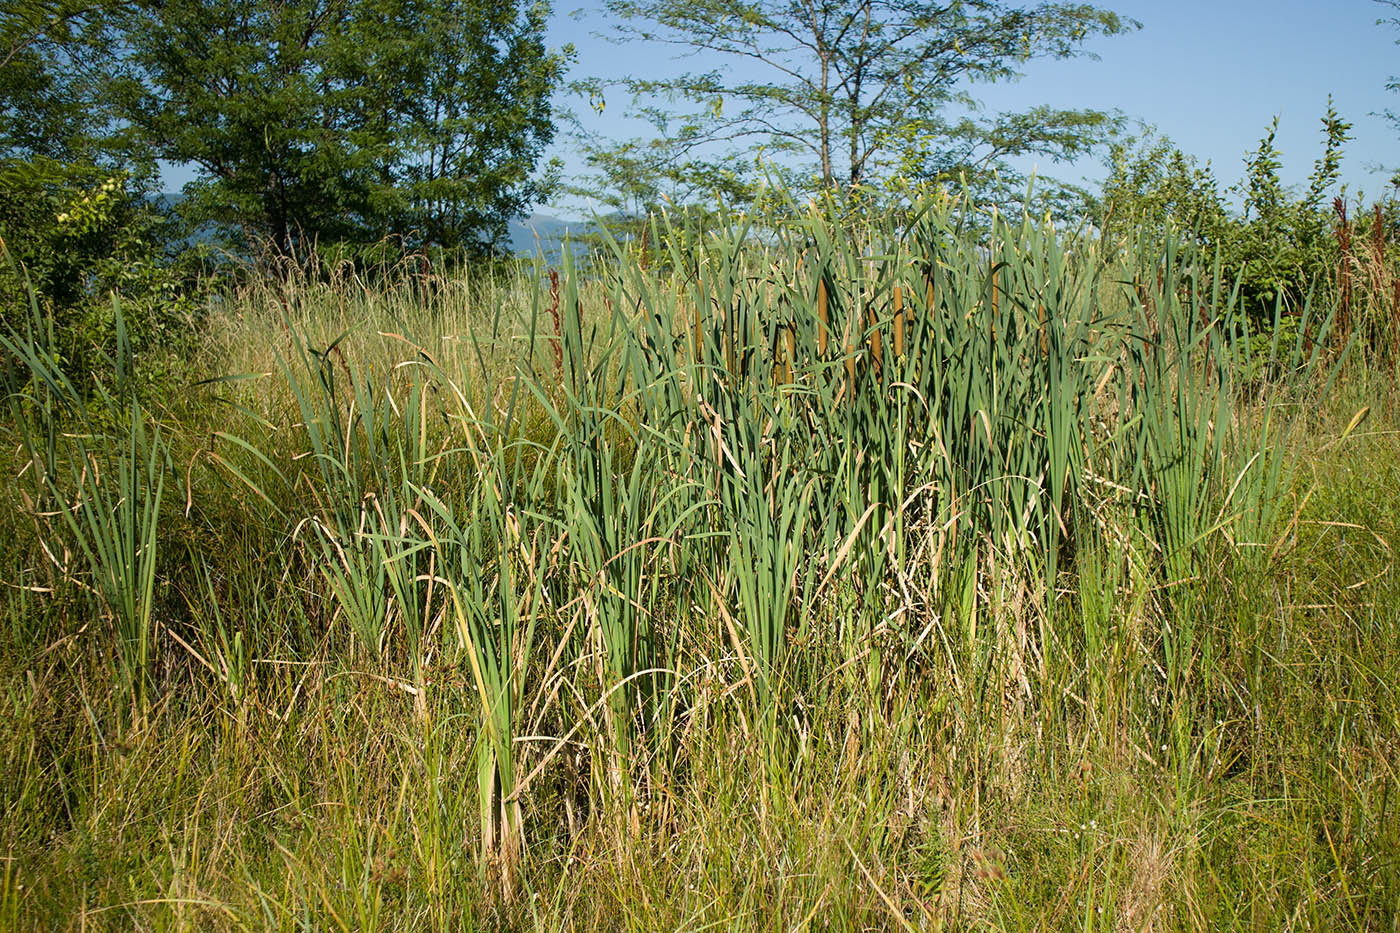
(116, 0, 570, 258)
(2, 0, 126, 163)
(579, 0, 1136, 199)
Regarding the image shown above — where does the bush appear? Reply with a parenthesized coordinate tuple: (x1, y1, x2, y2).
(0, 157, 200, 384)
(1098, 102, 1354, 327)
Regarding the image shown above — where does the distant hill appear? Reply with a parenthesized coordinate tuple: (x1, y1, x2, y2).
(154, 195, 582, 261)
(506, 212, 584, 262)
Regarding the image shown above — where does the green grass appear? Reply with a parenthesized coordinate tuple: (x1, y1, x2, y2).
(1, 193, 1397, 930)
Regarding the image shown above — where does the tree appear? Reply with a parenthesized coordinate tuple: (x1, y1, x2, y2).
(1096, 103, 1353, 324)
(563, 106, 761, 224)
(1094, 130, 1228, 249)
(579, 0, 1136, 199)
(1, 0, 124, 163)
(553, 107, 772, 265)
(116, 0, 569, 258)
(2, 2, 187, 379)
(1377, 0, 1400, 188)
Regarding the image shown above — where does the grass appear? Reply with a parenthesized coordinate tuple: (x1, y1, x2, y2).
(1, 192, 1398, 930)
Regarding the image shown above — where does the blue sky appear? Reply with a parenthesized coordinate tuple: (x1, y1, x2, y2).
(546, 0, 1400, 218)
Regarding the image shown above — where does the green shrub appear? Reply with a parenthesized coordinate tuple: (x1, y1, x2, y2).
(1098, 102, 1354, 327)
(0, 156, 199, 384)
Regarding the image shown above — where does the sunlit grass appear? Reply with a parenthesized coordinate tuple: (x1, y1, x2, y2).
(1, 192, 1396, 929)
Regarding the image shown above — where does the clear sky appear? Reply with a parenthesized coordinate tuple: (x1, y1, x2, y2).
(545, 0, 1400, 218)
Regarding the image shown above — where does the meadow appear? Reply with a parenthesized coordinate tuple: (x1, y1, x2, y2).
(1, 193, 1397, 930)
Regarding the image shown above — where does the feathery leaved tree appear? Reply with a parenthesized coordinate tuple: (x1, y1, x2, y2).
(1, 0, 127, 163)
(1377, 0, 1400, 189)
(578, 0, 1137, 200)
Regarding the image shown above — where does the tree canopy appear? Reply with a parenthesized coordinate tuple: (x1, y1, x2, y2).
(1, 0, 125, 164)
(578, 0, 1137, 203)
(113, 0, 570, 258)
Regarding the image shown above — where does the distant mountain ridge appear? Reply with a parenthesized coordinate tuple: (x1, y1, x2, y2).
(155, 194, 582, 260)
(506, 212, 581, 261)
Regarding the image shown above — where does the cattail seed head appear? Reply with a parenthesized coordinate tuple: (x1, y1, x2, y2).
(784, 325, 796, 383)
(868, 304, 882, 373)
(893, 284, 905, 358)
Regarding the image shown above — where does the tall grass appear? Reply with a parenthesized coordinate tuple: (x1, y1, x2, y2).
(238, 190, 1327, 839)
(2, 189, 1390, 928)
(2, 297, 168, 710)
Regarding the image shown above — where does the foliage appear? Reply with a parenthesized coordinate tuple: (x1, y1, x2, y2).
(575, 0, 1136, 210)
(1, 189, 1394, 926)
(0, 0, 125, 163)
(1096, 102, 1355, 323)
(1377, 0, 1400, 189)
(2, 3, 194, 384)
(889, 102, 1125, 215)
(563, 106, 763, 231)
(0, 158, 197, 381)
(113, 0, 570, 260)
(1, 303, 168, 710)
(1095, 130, 1227, 247)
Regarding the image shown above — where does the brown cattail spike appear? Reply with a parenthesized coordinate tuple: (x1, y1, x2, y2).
(721, 302, 733, 377)
(693, 306, 704, 364)
(893, 285, 905, 359)
(1392, 277, 1400, 345)
(547, 268, 563, 379)
(868, 304, 882, 375)
(817, 277, 830, 356)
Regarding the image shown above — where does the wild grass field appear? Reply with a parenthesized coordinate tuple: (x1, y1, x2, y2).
(1, 194, 1398, 931)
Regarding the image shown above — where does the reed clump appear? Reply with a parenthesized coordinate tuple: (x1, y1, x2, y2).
(0, 191, 1394, 929)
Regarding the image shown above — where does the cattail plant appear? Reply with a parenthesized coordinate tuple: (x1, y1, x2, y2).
(2, 299, 168, 711)
(18, 184, 1339, 901)
(415, 458, 544, 898)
